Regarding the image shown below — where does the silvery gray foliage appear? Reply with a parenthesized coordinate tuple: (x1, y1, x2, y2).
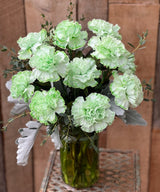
(102, 86, 125, 116)
(16, 121, 41, 166)
(50, 125, 62, 150)
(109, 98, 125, 116)
(5, 80, 29, 115)
(119, 109, 147, 126)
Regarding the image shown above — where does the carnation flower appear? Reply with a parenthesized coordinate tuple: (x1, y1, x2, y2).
(52, 20, 88, 50)
(29, 45, 69, 82)
(88, 35, 135, 72)
(29, 87, 66, 125)
(88, 19, 121, 39)
(110, 71, 143, 110)
(63, 57, 101, 89)
(71, 93, 115, 133)
(10, 71, 35, 102)
(17, 29, 47, 60)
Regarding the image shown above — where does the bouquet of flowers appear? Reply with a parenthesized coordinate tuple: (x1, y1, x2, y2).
(3, 18, 147, 168)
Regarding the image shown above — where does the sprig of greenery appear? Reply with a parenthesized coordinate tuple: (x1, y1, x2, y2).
(128, 30, 148, 53)
(41, 14, 53, 33)
(0, 111, 30, 131)
(142, 79, 155, 102)
(1, 45, 29, 78)
(66, 1, 74, 21)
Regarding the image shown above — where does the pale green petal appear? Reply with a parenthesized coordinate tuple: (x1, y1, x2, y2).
(29, 45, 69, 82)
(64, 57, 101, 89)
(17, 29, 47, 59)
(68, 31, 88, 50)
(54, 51, 69, 78)
(71, 93, 115, 133)
(110, 71, 143, 110)
(52, 20, 88, 50)
(88, 19, 121, 39)
(29, 88, 66, 125)
(89, 35, 134, 72)
(31, 69, 59, 83)
(11, 71, 35, 102)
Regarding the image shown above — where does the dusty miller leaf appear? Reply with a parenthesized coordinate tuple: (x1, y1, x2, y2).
(16, 121, 41, 166)
(119, 109, 147, 126)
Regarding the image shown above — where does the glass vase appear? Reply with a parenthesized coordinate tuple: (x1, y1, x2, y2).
(60, 127, 99, 189)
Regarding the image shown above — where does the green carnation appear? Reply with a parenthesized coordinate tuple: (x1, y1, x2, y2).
(11, 71, 35, 102)
(29, 45, 69, 82)
(110, 71, 143, 110)
(71, 93, 115, 133)
(63, 57, 101, 89)
(52, 20, 88, 50)
(17, 29, 47, 60)
(88, 35, 135, 72)
(29, 88, 66, 125)
(88, 19, 121, 39)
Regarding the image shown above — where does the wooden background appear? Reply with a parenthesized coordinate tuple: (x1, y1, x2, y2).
(0, 0, 159, 192)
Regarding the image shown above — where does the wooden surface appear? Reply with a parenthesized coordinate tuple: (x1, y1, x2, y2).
(25, 0, 77, 32)
(149, 130, 160, 192)
(153, 11, 160, 130)
(0, 88, 6, 192)
(0, 1, 34, 192)
(107, 3, 159, 192)
(149, 6, 160, 192)
(110, 0, 159, 4)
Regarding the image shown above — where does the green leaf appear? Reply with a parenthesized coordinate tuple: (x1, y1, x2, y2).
(41, 13, 45, 18)
(144, 30, 148, 37)
(128, 42, 135, 48)
(1, 46, 8, 52)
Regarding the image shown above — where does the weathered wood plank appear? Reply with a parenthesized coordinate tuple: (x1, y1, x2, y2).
(0, 1, 34, 192)
(149, 11, 160, 191)
(153, 13, 160, 129)
(109, 0, 159, 4)
(149, 130, 160, 192)
(0, 88, 6, 192)
(107, 4, 159, 192)
(25, 0, 77, 32)
(78, 0, 108, 30)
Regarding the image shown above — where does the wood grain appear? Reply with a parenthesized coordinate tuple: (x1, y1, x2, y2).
(0, 86, 6, 192)
(25, 0, 77, 32)
(0, 1, 34, 192)
(153, 13, 160, 129)
(109, 0, 159, 4)
(107, 4, 159, 192)
(78, 0, 108, 30)
(149, 130, 160, 192)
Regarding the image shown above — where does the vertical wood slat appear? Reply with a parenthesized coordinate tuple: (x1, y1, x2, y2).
(25, 0, 77, 33)
(153, 8, 160, 129)
(0, 89, 6, 192)
(109, 0, 159, 4)
(149, 130, 160, 192)
(0, 1, 34, 192)
(149, 5, 160, 192)
(107, 3, 159, 192)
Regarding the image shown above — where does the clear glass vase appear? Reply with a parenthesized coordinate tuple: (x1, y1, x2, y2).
(60, 127, 99, 189)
